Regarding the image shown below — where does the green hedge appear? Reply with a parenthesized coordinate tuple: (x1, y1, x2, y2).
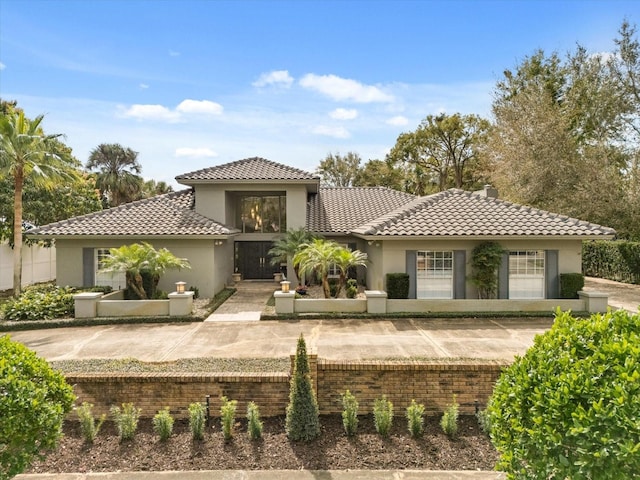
(386, 273, 409, 299)
(582, 240, 640, 284)
(559, 273, 584, 299)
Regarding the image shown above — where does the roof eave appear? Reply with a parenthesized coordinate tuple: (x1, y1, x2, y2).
(352, 233, 617, 241)
(26, 233, 239, 241)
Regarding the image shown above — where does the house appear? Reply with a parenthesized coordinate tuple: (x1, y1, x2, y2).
(28, 157, 615, 300)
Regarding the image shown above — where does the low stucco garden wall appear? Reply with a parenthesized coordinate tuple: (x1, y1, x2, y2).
(74, 291, 194, 318)
(275, 290, 608, 315)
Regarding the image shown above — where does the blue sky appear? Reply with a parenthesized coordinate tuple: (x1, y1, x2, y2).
(1, 0, 638, 189)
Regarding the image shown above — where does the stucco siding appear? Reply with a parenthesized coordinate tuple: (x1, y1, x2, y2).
(370, 238, 585, 299)
(55, 239, 224, 298)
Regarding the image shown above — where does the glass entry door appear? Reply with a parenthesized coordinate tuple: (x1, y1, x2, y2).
(235, 241, 280, 280)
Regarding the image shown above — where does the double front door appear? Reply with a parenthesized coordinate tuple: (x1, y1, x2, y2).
(235, 241, 280, 280)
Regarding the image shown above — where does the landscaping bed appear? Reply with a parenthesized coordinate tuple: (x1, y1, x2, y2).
(27, 414, 499, 473)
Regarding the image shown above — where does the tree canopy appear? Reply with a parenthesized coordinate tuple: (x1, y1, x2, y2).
(86, 143, 143, 207)
(484, 22, 640, 239)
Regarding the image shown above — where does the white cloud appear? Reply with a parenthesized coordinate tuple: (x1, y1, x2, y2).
(300, 74, 394, 103)
(176, 99, 224, 115)
(330, 108, 358, 120)
(175, 147, 218, 158)
(123, 104, 181, 122)
(0, 62, 5, 70)
(311, 125, 351, 139)
(253, 70, 294, 88)
(386, 115, 409, 126)
(139, 83, 149, 89)
(169, 50, 180, 57)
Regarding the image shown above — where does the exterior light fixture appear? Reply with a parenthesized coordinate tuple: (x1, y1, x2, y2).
(281, 281, 290, 293)
(175, 281, 186, 294)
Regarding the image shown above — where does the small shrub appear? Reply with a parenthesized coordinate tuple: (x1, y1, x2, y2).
(406, 399, 425, 438)
(246, 402, 263, 440)
(373, 395, 394, 437)
(220, 396, 238, 442)
(152, 407, 174, 441)
(76, 402, 106, 444)
(189, 401, 206, 441)
(346, 279, 358, 299)
(559, 273, 584, 299)
(386, 273, 409, 299)
(110, 403, 141, 441)
(440, 396, 459, 438)
(341, 389, 359, 436)
(285, 334, 320, 441)
(188, 286, 200, 298)
(475, 408, 491, 435)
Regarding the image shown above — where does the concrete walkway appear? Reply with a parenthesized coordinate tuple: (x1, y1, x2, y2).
(16, 470, 506, 479)
(205, 281, 277, 322)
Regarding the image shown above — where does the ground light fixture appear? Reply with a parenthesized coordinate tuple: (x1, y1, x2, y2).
(280, 281, 290, 293)
(175, 281, 186, 294)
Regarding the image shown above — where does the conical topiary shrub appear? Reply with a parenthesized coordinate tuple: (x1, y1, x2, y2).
(285, 334, 320, 441)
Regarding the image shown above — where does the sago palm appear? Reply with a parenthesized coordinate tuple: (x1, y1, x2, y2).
(332, 248, 368, 297)
(268, 227, 319, 285)
(293, 239, 341, 298)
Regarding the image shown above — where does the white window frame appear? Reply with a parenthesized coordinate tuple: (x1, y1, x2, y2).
(509, 250, 545, 299)
(94, 248, 126, 291)
(328, 243, 349, 278)
(416, 250, 453, 299)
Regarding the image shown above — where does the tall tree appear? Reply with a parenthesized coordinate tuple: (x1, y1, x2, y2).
(387, 113, 490, 194)
(486, 25, 640, 239)
(86, 143, 143, 207)
(0, 109, 75, 295)
(315, 152, 362, 187)
(354, 158, 405, 190)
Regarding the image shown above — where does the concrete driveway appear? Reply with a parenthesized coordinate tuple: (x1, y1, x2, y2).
(7, 316, 553, 363)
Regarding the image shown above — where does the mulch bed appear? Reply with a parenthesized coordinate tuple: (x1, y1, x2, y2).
(28, 414, 499, 473)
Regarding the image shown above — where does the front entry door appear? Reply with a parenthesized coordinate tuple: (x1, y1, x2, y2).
(235, 241, 279, 280)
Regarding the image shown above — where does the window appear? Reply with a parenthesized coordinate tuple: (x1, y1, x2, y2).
(236, 195, 286, 233)
(416, 251, 453, 299)
(509, 250, 545, 299)
(94, 248, 126, 290)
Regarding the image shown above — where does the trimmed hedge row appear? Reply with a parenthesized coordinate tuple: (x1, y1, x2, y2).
(582, 240, 640, 284)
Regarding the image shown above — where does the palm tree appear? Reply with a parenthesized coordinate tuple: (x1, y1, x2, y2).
(0, 109, 74, 296)
(293, 239, 341, 298)
(99, 242, 190, 299)
(332, 248, 368, 297)
(86, 143, 143, 207)
(268, 228, 319, 286)
(141, 179, 173, 198)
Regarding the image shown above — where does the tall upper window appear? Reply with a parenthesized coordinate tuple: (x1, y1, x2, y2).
(236, 195, 286, 233)
(416, 251, 453, 299)
(509, 250, 545, 299)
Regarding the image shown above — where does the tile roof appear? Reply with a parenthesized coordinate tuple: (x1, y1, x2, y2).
(27, 189, 238, 237)
(176, 157, 319, 183)
(307, 187, 416, 234)
(352, 189, 616, 238)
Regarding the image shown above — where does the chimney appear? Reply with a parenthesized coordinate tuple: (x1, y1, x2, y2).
(474, 184, 498, 198)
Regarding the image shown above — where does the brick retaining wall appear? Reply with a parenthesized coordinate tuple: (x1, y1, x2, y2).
(67, 358, 507, 419)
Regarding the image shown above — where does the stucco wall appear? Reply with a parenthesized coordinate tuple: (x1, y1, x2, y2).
(55, 238, 223, 298)
(364, 238, 584, 298)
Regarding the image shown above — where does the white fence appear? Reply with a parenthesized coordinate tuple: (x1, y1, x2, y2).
(0, 243, 56, 291)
